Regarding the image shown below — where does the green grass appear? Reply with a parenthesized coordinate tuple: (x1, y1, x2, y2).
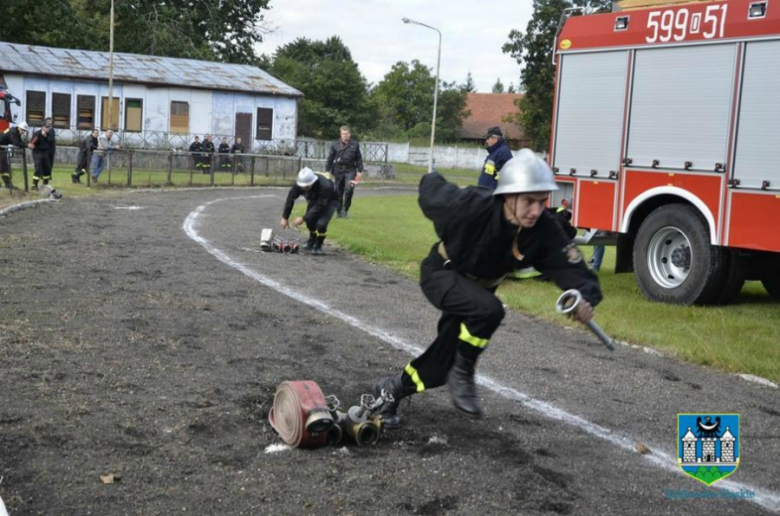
(326, 195, 780, 383)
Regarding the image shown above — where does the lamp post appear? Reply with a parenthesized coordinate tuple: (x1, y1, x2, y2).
(402, 17, 441, 173)
(108, 0, 115, 131)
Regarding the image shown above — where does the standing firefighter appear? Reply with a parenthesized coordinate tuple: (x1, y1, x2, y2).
(29, 124, 54, 190)
(72, 129, 99, 183)
(371, 150, 603, 428)
(325, 126, 364, 218)
(280, 168, 338, 256)
(477, 126, 513, 190)
(0, 122, 28, 190)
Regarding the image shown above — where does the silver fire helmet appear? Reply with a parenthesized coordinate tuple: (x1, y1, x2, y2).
(493, 149, 559, 196)
(296, 167, 318, 187)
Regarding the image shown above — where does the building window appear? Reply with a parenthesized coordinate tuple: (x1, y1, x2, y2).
(101, 96, 120, 130)
(256, 108, 273, 140)
(125, 99, 143, 132)
(77, 95, 95, 130)
(52, 93, 71, 128)
(170, 101, 189, 134)
(26, 91, 45, 125)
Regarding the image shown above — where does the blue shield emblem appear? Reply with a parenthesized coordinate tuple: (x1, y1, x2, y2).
(677, 413, 740, 486)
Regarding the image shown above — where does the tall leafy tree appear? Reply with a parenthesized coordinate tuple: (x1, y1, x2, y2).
(0, 0, 272, 64)
(492, 78, 505, 93)
(502, 0, 611, 150)
(268, 37, 375, 138)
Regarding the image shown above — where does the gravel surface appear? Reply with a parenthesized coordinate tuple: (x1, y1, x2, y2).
(1, 188, 778, 515)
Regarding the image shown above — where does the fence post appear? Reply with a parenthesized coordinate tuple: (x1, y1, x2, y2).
(127, 151, 133, 187)
(86, 149, 92, 187)
(231, 156, 236, 186)
(210, 154, 215, 186)
(250, 156, 255, 186)
(167, 152, 173, 185)
(22, 150, 29, 193)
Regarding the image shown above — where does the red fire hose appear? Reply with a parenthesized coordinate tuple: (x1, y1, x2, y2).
(268, 381, 333, 448)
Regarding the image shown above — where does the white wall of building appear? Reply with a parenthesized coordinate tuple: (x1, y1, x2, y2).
(3, 73, 298, 148)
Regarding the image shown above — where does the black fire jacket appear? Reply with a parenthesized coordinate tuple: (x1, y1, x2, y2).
(325, 138, 363, 174)
(0, 127, 27, 149)
(419, 171, 602, 306)
(282, 173, 338, 224)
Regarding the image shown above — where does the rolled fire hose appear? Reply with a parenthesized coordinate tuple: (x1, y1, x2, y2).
(555, 289, 615, 351)
(268, 381, 334, 448)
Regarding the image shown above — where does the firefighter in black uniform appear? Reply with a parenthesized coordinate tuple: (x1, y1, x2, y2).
(230, 137, 245, 173)
(44, 117, 56, 169)
(29, 124, 54, 190)
(73, 129, 99, 183)
(201, 135, 215, 173)
(281, 167, 339, 256)
(0, 122, 28, 190)
(372, 149, 603, 428)
(189, 136, 203, 171)
(325, 125, 364, 218)
(218, 137, 231, 170)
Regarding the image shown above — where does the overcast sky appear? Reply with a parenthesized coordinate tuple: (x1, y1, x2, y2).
(256, 0, 534, 93)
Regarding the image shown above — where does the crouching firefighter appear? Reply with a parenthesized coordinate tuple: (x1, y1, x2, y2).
(0, 122, 29, 190)
(371, 150, 603, 428)
(281, 167, 339, 256)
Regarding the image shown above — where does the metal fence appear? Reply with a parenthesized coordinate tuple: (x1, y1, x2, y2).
(2, 145, 395, 194)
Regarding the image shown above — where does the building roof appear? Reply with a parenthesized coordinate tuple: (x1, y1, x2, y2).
(682, 428, 697, 440)
(460, 93, 525, 141)
(0, 41, 302, 98)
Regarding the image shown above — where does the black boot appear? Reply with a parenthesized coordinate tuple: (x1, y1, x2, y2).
(72, 173, 80, 183)
(448, 352, 483, 417)
(303, 232, 316, 252)
(311, 235, 325, 256)
(2, 176, 13, 190)
(32, 180, 39, 191)
(372, 372, 417, 429)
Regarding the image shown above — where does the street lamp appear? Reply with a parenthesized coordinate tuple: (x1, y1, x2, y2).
(402, 17, 441, 173)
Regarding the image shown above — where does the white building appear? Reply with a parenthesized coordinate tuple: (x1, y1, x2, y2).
(0, 41, 302, 150)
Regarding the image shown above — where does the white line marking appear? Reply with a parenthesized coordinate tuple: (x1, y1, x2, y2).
(183, 196, 780, 513)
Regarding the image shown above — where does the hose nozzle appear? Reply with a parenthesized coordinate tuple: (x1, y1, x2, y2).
(555, 289, 615, 351)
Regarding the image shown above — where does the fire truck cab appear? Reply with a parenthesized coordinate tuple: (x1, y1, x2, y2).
(0, 87, 20, 133)
(551, 0, 780, 304)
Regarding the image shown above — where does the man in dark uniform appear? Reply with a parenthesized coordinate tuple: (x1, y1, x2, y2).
(0, 122, 28, 190)
(73, 129, 99, 183)
(29, 124, 54, 190)
(230, 137, 245, 173)
(477, 126, 513, 189)
(218, 137, 231, 170)
(325, 125, 364, 218)
(201, 135, 215, 173)
(189, 136, 203, 171)
(44, 117, 56, 171)
(371, 150, 603, 428)
(281, 168, 339, 256)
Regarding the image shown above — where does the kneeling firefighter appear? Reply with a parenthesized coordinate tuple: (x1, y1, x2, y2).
(281, 168, 339, 255)
(372, 150, 603, 428)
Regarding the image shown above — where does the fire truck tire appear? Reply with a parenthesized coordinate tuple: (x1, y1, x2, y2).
(633, 204, 725, 305)
(711, 249, 745, 305)
(761, 269, 780, 300)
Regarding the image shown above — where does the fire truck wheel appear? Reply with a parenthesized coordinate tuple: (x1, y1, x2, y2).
(633, 204, 725, 305)
(761, 267, 780, 300)
(711, 249, 745, 305)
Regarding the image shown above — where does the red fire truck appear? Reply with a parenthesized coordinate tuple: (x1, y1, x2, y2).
(550, 0, 780, 305)
(0, 87, 21, 132)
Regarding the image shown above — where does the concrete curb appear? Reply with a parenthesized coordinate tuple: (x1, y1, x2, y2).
(0, 198, 57, 218)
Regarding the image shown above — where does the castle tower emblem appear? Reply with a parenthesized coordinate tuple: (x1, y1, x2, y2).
(677, 414, 740, 486)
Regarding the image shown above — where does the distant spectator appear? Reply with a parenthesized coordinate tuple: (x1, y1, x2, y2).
(201, 134, 215, 173)
(189, 136, 203, 171)
(73, 129, 99, 183)
(218, 137, 231, 170)
(477, 126, 512, 190)
(90, 129, 118, 184)
(29, 124, 54, 190)
(231, 137, 245, 173)
(0, 121, 28, 190)
(44, 117, 56, 170)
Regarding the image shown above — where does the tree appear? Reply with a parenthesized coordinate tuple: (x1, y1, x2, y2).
(502, 0, 611, 150)
(372, 61, 469, 143)
(460, 72, 477, 93)
(0, 0, 272, 64)
(268, 37, 375, 138)
(507, 82, 517, 94)
(492, 78, 505, 94)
